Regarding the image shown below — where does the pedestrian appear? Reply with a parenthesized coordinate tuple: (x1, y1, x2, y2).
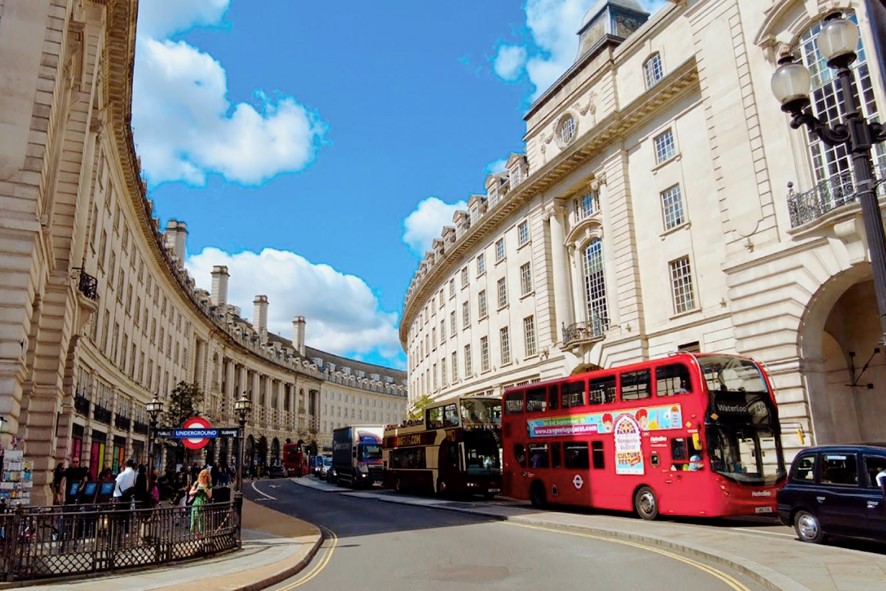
(113, 460, 137, 502)
(52, 462, 65, 505)
(188, 468, 212, 535)
(876, 466, 886, 496)
(62, 456, 89, 504)
(134, 464, 148, 508)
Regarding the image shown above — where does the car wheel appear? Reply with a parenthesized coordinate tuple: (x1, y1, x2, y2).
(530, 481, 547, 508)
(634, 486, 659, 521)
(794, 510, 825, 544)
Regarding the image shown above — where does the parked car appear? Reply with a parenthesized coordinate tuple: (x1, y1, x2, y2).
(267, 464, 289, 479)
(777, 443, 886, 544)
(319, 456, 332, 478)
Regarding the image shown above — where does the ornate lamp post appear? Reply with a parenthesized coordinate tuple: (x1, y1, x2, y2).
(771, 11, 886, 344)
(146, 396, 163, 473)
(234, 393, 252, 495)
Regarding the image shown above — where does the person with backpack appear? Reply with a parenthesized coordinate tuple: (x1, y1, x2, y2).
(113, 460, 137, 503)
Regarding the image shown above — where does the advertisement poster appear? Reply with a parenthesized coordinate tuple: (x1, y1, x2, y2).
(527, 403, 683, 438)
(614, 415, 644, 475)
(0, 450, 33, 506)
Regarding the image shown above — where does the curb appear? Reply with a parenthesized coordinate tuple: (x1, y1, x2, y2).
(232, 532, 324, 591)
(369, 495, 810, 591)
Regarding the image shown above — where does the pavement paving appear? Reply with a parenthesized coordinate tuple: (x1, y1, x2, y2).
(11, 477, 886, 591)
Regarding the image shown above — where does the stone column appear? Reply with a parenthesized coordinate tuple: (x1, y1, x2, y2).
(546, 200, 572, 343)
(224, 358, 235, 420)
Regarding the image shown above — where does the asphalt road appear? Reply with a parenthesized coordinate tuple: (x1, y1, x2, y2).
(245, 478, 769, 591)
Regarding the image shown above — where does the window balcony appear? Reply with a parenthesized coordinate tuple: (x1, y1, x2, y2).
(114, 415, 131, 431)
(788, 164, 886, 227)
(75, 269, 99, 300)
(561, 315, 609, 348)
(93, 404, 112, 424)
(133, 420, 149, 435)
(74, 394, 90, 417)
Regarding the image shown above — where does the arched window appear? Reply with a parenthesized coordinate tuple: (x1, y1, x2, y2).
(797, 12, 884, 187)
(582, 239, 609, 334)
(643, 53, 664, 88)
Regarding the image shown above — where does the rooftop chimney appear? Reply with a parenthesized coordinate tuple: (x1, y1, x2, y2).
(163, 220, 188, 266)
(253, 295, 269, 342)
(210, 266, 229, 307)
(292, 316, 306, 356)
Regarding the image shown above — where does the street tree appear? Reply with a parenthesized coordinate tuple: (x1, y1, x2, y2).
(407, 394, 434, 421)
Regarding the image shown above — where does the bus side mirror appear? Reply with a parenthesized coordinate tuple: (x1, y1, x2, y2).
(692, 433, 703, 451)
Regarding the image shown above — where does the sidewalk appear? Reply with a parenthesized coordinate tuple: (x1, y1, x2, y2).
(12, 499, 322, 591)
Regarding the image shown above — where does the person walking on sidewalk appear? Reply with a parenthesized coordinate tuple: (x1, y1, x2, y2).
(189, 468, 212, 535)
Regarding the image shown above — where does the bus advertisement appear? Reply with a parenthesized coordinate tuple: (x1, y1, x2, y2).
(501, 353, 786, 519)
(383, 397, 502, 498)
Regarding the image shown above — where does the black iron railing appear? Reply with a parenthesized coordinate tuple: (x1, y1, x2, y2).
(76, 270, 98, 301)
(114, 416, 131, 431)
(0, 500, 241, 582)
(74, 395, 90, 417)
(562, 316, 608, 347)
(132, 421, 149, 436)
(93, 405, 112, 425)
(788, 164, 886, 227)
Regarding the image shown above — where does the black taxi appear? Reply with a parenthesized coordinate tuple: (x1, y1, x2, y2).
(777, 444, 886, 543)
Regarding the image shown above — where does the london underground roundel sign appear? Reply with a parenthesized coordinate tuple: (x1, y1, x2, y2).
(181, 416, 212, 450)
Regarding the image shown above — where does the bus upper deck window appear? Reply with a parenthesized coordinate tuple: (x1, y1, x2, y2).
(656, 364, 692, 396)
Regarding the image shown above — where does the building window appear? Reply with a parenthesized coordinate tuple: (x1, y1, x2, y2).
(440, 320, 446, 345)
(441, 358, 447, 387)
(464, 344, 472, 376)
(450, 310, 457, 337)
(524, 315, 537, 357)
(480, 337, 490, 372)
(439, 290, 444, 307)
(798, 12, 884, 188)
(644, 52, 664, 88)
(653, 129, 676, 164)
(462, 301, 470, 327)
(583, 239, 610, 331)
(477, 253, 486, 275)
(500, 327, 511, 365)
(495, 238, 506, 262)
(449, 278, 456, 298)
(460, 266, 469, 288)
(497, 277, 508, 308)
(517, 220, 529, 246)
(520, 263, 532, 296)
(669, 256, 696, 314)
(431, 327, 436, 349)
(660, 184, 685, 230)
(478, 290, 488, 319)
(574, 190, 599, 221)
(556, 114, 577, 147)
(451, 351, 458, 383)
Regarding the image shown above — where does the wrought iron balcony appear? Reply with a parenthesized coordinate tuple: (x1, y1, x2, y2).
(133, 420, 149, 435)
(788, 164, 886, 227)
(114, 415, 131, 431)
(93, 404, 112, 424)
(562, 315, 609, 348)
(74, 394, 90, 417)
(75, 268, 99, 300)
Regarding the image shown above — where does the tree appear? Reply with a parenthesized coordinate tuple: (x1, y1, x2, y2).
(163, 381, 204, 427)
(407, 394, 434, 422)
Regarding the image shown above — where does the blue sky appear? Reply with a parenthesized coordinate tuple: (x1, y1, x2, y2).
(133, 0, 667, 369)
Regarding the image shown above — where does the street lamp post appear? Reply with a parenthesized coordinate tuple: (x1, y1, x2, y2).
(234, 393, 252, 495)
(146, 396, 163, 474)
(771, 11, 886, 344)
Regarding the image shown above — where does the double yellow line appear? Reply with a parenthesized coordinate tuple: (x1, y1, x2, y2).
(275, 526, 338, 590)
(509, 522, 753, 591)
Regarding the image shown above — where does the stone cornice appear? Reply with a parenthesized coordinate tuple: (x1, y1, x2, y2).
(400, 57, 700, 345)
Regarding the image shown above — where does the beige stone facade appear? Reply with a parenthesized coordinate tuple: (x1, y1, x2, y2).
(401, 0, 886, 460)
(0, 0, 405, 505)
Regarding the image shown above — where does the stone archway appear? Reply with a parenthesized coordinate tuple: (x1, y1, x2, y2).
(571, 363, 601, 375)
(800, 274, 886, 444)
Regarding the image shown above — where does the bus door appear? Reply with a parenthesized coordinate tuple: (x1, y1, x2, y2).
(544, 441, 591, 506)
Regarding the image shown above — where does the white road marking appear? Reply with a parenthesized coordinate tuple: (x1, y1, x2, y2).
(251, 481, 277, 500)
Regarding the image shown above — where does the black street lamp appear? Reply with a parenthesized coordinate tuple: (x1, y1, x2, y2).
(234, 393, 252, 495)
(771, 11, 886, 344)
(146, 396, 163, 473)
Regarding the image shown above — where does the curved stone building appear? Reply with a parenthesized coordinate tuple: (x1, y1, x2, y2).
(401, 0, 886, 459)
(0, 0, 405, 505)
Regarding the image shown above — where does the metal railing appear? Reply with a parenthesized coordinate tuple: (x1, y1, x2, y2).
(74, 395, 90, 417)
(0, 499, 241, 582)
(76, 270, 99, 301)
(788, 163, 886, 227)
(562, 315, 609, 347)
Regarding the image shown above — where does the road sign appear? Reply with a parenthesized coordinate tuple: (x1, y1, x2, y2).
(154, 426, 241, 439)
(181, 417, 212, 450)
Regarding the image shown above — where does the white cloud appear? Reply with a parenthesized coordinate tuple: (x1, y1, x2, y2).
(493, 45, 527, 81)
(402, 197, 467, 257)
(495, 0, 668, 99)
(133, 2, 327, 187)
(485, 158, 508, 176)
(186, 247, 404, 367)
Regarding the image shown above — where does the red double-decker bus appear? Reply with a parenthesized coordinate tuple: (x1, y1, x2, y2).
(501, 353, 786, 519)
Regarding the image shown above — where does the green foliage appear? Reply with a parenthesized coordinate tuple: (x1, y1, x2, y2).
(163, 381, 204, 428)
(407, 394, 434, 421)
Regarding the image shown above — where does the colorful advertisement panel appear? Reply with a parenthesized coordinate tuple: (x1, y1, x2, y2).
(526, 403, 683, 438)
(614, 415, 643, 475)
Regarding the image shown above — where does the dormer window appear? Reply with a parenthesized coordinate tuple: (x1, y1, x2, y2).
(556, 114, 577, 148)
(644, 53, 664, 88)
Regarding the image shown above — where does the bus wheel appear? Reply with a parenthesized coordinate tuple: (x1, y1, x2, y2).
(394, 478, 403, 493)
(634, 486, 658, 520)
(530, 481, 547, 508)
(437, 479, 449, 498)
